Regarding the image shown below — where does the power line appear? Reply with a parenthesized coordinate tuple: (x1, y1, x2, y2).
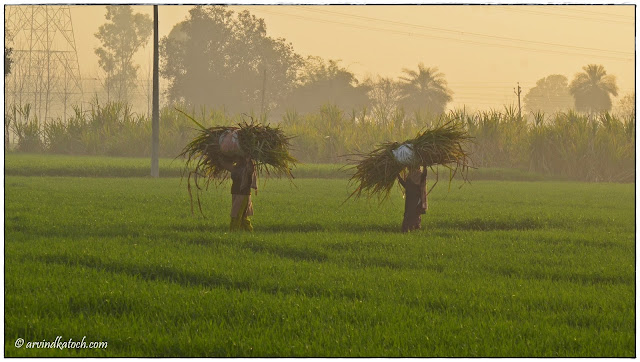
(543, 6, 634, 20)
(252, 8, 633, 63)
(492, 6, 634, 25)
(297, 7, 633, 56)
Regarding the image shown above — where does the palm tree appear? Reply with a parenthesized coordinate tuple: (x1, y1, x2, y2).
(398, 63, 453, 115)
(569, 64, 618, 114)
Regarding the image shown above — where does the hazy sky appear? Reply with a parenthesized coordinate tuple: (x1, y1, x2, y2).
(6, 3, 636, 112)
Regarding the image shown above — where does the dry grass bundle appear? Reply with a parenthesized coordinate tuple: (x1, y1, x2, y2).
(347, 121, 473, 201)
(235, 122, 297, 178)
(177, 110, 296, 214)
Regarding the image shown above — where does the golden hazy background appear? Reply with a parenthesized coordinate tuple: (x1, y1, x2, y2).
(5, 4, 636, 113)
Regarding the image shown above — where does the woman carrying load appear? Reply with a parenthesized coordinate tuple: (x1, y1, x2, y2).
(397, 167, 428, 232)
(220, 156, 257, 231)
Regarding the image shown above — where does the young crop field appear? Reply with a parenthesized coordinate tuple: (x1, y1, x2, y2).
(4, 157, 635, 357)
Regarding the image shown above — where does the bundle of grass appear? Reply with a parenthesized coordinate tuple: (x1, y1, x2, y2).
(347, 121, 473, 201)
(178, 110, 296, 214)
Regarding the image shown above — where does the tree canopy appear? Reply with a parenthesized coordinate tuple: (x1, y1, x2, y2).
(161, 6, 301, 115)
(278, 57, 370, 115)
(523, 74, 573, 115)
(398, 63, 453, 115)
(95, 5, 153, 102)
(363, 76, 402, 125)
(569, 64, 618, 114)
(614, 92, 635, 119)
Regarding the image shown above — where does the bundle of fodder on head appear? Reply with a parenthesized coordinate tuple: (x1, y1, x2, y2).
(347, 120, 473, 201)
(178, 110, 297, 213)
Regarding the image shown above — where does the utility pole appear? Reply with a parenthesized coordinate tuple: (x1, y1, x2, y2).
(260, 66, 267, 120)
(513, 82, 522, 119)
(151, 5, 159, 178)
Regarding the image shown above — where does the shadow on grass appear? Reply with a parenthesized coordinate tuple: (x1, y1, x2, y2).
(437, 218, 547, 231)
(181, 234, 437, 272)
(436, 216, 611, 232)
(255, 223, 326, 233)
(176, 233, 329, 263)
(344, 256, 445, 272)
(240, 240, 329, 263)
(486, 264, 633, 286)
(169, 222, 402, 235)
(35, 254, 367, 300)
(535, 235, 625, 249)
(166, 222, 327, 234)
(68, 293, 136, 317)
(328, 223, 401, 233)
(5, 216, 146, 239)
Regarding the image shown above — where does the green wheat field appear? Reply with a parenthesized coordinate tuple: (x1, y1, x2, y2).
(4, 154, 635, 357)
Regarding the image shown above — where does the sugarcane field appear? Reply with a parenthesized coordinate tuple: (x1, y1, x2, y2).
(3, 3, 636, 358)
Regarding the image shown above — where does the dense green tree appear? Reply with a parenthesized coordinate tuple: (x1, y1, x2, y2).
(279, 57, 370, 114)
(523, 74, 573, 115)
(398, 63, 452, 115)
(569, 64, 618, 114)
(161, 6, 301, 115)
(95, 5, 153, 102)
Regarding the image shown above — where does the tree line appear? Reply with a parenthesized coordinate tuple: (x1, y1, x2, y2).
(71, 5, 633, 119)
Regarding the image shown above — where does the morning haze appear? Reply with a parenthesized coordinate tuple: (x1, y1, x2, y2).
(4, 4, 636, 357)
(12, 4, 634, 114)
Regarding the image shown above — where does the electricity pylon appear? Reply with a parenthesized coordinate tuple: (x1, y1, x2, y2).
(5, 5, 83, 121)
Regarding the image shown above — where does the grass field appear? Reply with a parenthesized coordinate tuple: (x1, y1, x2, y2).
(5, 153, 550, 181)
(3, 156, 636, 357)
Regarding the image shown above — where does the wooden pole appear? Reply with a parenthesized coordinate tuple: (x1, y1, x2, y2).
(151, 5, 159, 177)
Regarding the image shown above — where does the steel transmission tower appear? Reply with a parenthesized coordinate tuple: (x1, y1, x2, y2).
(5, 5, 83, 121)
